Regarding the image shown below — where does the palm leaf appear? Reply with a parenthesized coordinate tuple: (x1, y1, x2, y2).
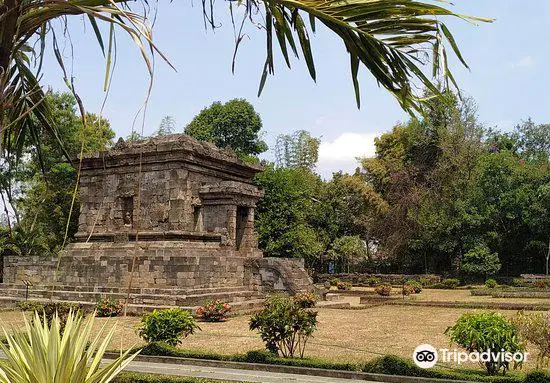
(249, 0, 493, 113)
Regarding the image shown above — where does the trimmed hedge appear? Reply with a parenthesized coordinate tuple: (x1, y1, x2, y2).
(113, 372, 234, 383)
(133, 342, 550, 383)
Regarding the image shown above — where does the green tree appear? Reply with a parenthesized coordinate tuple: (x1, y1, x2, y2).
(327, 235, 368, 273)
(156, 116, 176, 136)
(460, 243, 501, 279)
(275, 130, 320, 171)
(185, 99, 267, 158)
(254, 164, 326, 266)
(16, 92, 114, 255)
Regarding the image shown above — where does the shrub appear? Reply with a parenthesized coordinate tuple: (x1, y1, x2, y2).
(329, 278, 341, 286)
(442, 278, 460, 289)
(42, 302, 83, 331)
(336, 281, 352, 291)
(512, 278, 524, 287)
(533, 280, 550, 289)
(196, 300, 231, 322)
(512, 311, 550, 368)
(523, 371, 550, 383)
(407, 280, 422, 293)
(293, 291, 317, 308)
(402, 284, 414, 296)
(366, 277, 381, 287)
(375, 284, 392, 296)
(445, 312, 524, 375)
(485, 278, 498, 289)
(249, 295, 317, 358)
(95, 297, 124, 317)
(17, 300, 44, 312)
(138, 308, 200, 346)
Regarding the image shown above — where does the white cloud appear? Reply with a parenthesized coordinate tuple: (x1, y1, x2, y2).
(510, 56, 536, 69)
(316, 132, 378, 179)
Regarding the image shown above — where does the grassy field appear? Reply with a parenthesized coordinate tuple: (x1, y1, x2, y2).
(2, 304, 548, 372)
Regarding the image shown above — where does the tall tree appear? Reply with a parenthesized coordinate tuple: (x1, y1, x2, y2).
(275, 130, 320, 171)
(15, 92, 114, 255)
(156, 116, 176, 136)
(185, 99, 267, 158)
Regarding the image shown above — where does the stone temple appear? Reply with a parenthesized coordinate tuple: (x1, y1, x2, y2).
(1, 135, 314, 312)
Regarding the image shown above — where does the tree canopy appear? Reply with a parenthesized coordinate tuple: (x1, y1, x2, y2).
(185, 99, 267, 159)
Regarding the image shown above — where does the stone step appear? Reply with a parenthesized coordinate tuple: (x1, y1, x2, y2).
(0, 296, 265, 316)
(0, 283, 249, 296)
(0, 287, 263, 306)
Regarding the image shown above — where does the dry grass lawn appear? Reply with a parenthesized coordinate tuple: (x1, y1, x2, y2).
(1, 305, 547, 372)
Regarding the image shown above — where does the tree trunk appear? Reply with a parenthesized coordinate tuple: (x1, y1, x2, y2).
(0, 190, 12, 238)
(546, 236, 549, 276)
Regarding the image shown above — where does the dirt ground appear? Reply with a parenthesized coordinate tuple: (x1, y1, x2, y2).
(1, 305, 547, 372)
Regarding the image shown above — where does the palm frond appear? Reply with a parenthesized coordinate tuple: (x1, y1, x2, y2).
(247, 0, 493, 113)
(0, 0, 166, 164)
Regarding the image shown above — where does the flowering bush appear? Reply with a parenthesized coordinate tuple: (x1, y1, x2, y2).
(293, 291, 317, 308)
(95, 298, 124, 317)
(336, 281, 352, 291)
(402, 284, 415, 296)
(250, 295, 317, 358)
(375, 284, 392, 296)
(196, 300, 231, 322)
(406, 280, 422, 293)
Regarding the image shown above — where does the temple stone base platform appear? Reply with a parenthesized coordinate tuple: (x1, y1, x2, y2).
(0, 243, 314, 314)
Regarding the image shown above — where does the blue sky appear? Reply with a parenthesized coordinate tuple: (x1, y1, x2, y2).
(40, 1, 550, 178)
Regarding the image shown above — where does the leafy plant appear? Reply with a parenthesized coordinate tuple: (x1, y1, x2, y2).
(336, 281, 352, 291)
(0, 311, 137, 382)
(16, 300, 44, 312)
(138, 309, 200, 346)
(366, 277, 381, 287)
(512, 311, 550, 368)
(196, 300, 231, 322)
(533, 280, 550, 289)
(512, 278, 524, 287)
(406, 280, 423, 293)
(402, 284, 414, 296)
(249, 295, 317, 358)
(442, 278, 460, 289)
(95, 298, 124, 317)
(484, 279, 498, 289)
(445, 312, 524, 375)
(42, 302, 83, 331)
(375, 284, 392, 296)
(329, 278, 341, 286)
(293, 292, 317, 308)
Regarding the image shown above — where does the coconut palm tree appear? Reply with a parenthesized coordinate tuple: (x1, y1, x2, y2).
(0, 0, 491, 162)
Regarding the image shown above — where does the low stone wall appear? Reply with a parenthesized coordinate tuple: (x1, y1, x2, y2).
(521, 274, 550, 285)
(314, 273, 441, 286)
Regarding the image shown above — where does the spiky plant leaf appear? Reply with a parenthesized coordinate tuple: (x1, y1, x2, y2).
(0, 311, 138, 383)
